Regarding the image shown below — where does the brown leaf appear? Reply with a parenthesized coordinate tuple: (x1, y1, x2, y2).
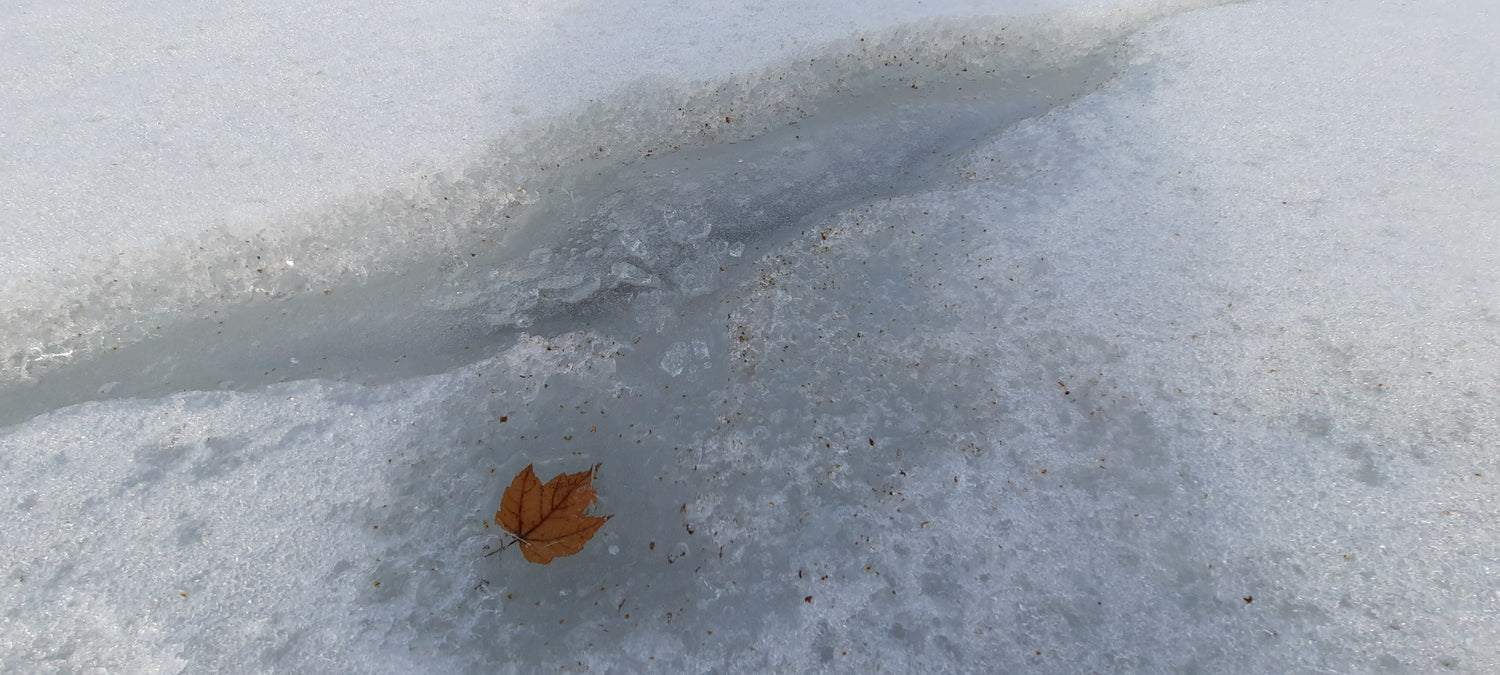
(495, 463, 612, 564)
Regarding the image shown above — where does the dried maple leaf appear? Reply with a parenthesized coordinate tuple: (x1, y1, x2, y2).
(495, 463, 612, 564)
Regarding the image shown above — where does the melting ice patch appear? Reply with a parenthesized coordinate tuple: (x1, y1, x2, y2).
(0, 11, 1134, 426)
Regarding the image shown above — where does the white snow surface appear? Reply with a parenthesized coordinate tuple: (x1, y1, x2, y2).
(4, 0, 1499, 672)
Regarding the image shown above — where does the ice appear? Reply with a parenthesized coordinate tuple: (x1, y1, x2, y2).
(660, 340, 712, 378)
(4, 0, 1500, 671)
(660, 341, 692, 377)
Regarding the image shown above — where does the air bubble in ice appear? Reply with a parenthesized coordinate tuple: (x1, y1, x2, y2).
(661, 341, 690, 377)
(670, 257, 719, 297)
(667, 218, 712, 243)
(694, 340, 711, 369)
(537, 274, 600, 303)
(609, 262, 658, 288)
(660, 339, 709, 377)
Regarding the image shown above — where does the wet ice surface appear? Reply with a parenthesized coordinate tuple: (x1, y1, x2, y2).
(5, 0, 1500, 672)
(0, 48, 1112, 427)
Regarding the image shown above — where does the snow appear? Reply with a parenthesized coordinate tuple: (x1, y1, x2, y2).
(3, 0, 1499, 671)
